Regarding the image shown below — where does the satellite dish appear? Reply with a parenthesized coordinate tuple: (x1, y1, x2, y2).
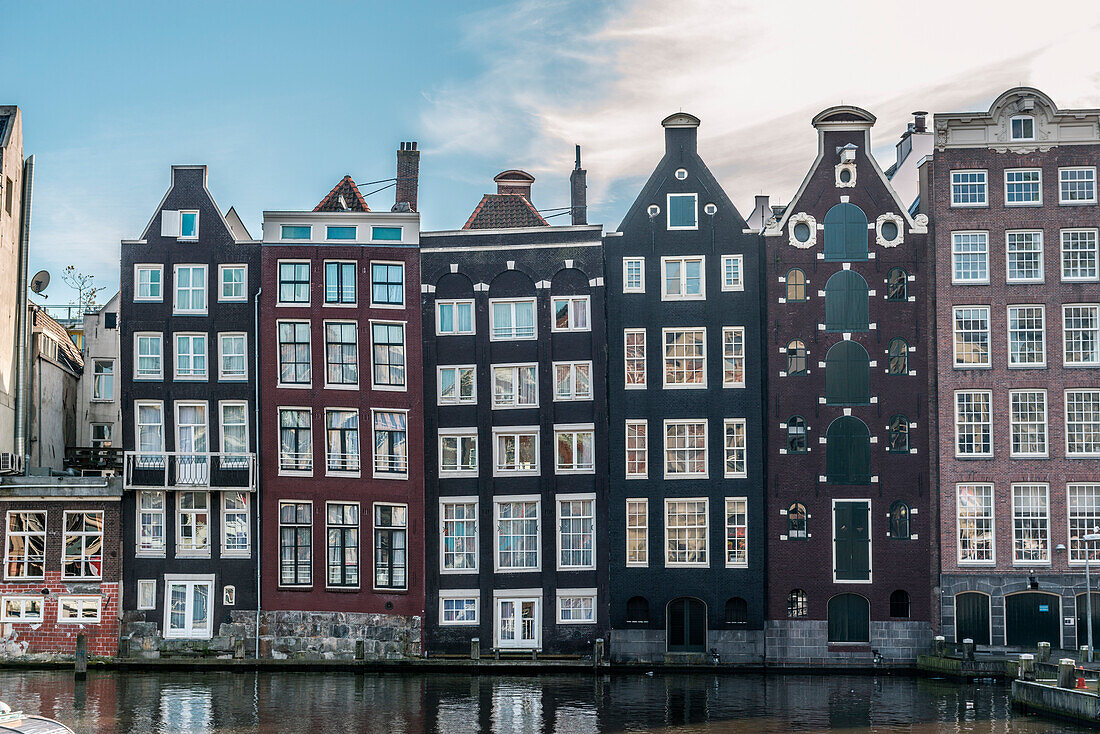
(30, 270, 50, 294)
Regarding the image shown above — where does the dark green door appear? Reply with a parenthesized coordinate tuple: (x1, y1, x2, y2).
(825, 342, 870, 406)
(1005, 592, 1060, 648)
(834, 501, 870, 581)
(828, 593, 870, 642)
(1076, 593, 1100, 649)
(954, 592, 990, 645)
(667, 598, 706, 653)
(824, 270, 870, 332)
(826, 417, 871, 485)
(823, 203, 869, 261)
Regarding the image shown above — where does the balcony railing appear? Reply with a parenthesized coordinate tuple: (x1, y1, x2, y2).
(278, 452, 313, 473)
(64, 447, 123, 475)
(123, 451, 256, 491)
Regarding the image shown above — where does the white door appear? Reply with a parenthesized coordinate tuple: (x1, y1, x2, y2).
(164, 576, 214, 639)
(176, 403, 209, 485)
(496, 597, 540, 649)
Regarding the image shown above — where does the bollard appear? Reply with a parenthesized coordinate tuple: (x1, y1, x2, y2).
(74, 633, 87, 680)
(355, 639, 365, 661)
(594, 638, 605, 667)
(933, 635, 945, 658)
(1019, 653, 1035, 681)
(117, 637, 130, 659)
(1038, 641, 1052, 663)
(233, 638, 245, 660)
(962, 638, 975, 661)
(1059, 657, 1077, 689)
(470, 638, 480, 661)
(1081, 645, 1090, 664)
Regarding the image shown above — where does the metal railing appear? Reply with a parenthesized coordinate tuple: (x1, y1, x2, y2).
(325, 452, 360, 473)
(123, 451, 256, 490)
(64, 447, 123, 474)
(278, 452, 313, 472)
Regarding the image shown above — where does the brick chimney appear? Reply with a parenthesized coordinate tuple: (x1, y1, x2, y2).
(394, 141, 419, 212)
(570, 145, 587, 225)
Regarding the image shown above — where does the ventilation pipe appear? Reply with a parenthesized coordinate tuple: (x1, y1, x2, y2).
(14, 155, 33, 470)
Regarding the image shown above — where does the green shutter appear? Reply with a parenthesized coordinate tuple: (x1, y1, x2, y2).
(828, 593, 870, 642)
(827, 417, 871, 484)
(825, 271, 869, 331)
(825, 341, 870, 405)
(823, 203, 868, 262)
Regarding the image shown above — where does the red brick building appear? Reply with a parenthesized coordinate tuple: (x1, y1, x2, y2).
(925, 88, 1100, 650)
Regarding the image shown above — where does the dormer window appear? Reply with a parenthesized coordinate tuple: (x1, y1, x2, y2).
(667, 193, 697, 230)
(1011, 116, 1034, 141)
(179, 211, 199, 239)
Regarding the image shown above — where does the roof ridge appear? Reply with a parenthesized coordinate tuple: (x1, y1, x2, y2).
(314, 175, 371, 212)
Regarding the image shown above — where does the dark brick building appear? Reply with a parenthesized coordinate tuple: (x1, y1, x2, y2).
(763, 107, 932, 665)
(924, 88, 1100, 650)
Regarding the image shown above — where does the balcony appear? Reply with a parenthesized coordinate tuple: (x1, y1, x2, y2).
(123, 452, 257, 491)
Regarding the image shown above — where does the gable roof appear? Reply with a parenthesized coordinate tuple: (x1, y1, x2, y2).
(33, 306, 83, 374)
(314, 175, 370, 212)
(462, 194, 548, 229)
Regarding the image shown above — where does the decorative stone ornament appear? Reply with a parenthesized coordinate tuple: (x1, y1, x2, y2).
(835, 162, 857, 188)
(787, 212, 817, 249)
(876, 213, 905, 247)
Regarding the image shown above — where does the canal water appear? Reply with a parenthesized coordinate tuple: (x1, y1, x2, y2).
(0, 669, 1089, 733)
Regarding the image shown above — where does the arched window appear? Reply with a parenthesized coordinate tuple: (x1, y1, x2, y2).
(826, 416, 871, 485)
(890, 590, 911, 618)
(787, 340, 807, 376)
(889, 415, 910, 453)
(786, 269, 807, 302)
(888, 338, 909, 375)
(890, 501, 911, 539)
(724, 597, 748, 624)
(823, 203, 869, 261)
(626, 596, 649, 623)
(824, 341, 870, 405)
(787, 416, 808, 453)
(887, 268, 908, 301)
(828, 593, 870, 642)
(787, 503, 808, 539)
(787, 589, 808, 618)
(824, 270, 870, 332)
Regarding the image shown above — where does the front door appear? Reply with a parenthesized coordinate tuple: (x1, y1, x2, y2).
(164, 575, 214, 639)
(175, 403, 209, 485)
(1005, 592, 1060, 648)
(667, 597, 706, 653)
(1076, 593, 1100, 650)
(834, 501, 870, 581)
(954, 592, 990, 645)
(496, 597, 539, 649)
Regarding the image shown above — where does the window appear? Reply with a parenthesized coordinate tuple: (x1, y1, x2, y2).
(326, 503, 359, 588)
(372, 226, 402, 241)
(663, 328, 706, 387)
(722, 327, 745, 387)
(1064, 305, 1100, 366)
(667, 193, 697, 229)
(890, 590, 911, 618)
(175, 403, 209, 479)
(1069, 484, 1100, 563)
(177, 491, 210, 556)
(889, 502, 910, 540)
(788, 503, 808, 540)
(371, 322, 406, 389)
(326, 225, 356, 240)
(438, 366, 476, 405)
(90, 423, 112, 448)
(957, 484, 994, 564)
(174, 334, 207, 380)
(786, 269, 807, 302)
(1, 597, 43, 623)
(661, 256, 704, 299)
(786, 340, 807, 376)
(1009, 390, 1047, 458)
(163, 577, 212, 639)
(441, 500, 478, 572)
(92, 359, 114, 400)
(1011, 483, 1049, 564)
(173, 265, 207, 315)
(888, 415, 910, 453)
(136, 402, 165, 463)
(725, 597, 748, 624)
(626, 499, 648, 566)
(1005, 169, 1042, 205)
(552, 296, 589, 331)
(1006, 232, 1043, 283)
(787, 416, 807, 453)
(1062, 230, 1099, 281)
(372, 410, 408, 476)
(953, 306, 990, 367)
(664, 420, 707, 478)
(222, 492, 249, 556)
(281, 224, 311, 240)
(325, 409, 360, 473)
(495, 500, 539, 570)
(725, 498, 747, 567)
(888, 339, 908, 375)
(178, 210, 199, 239)
(437, 300, 474, 335)
(557, 592, 596, 623)
(554, 362, 592, 401)
(623, 257, 644, 293)
(490, 299, 536, 340)
(5, 512, 45, 579)
(626, 421, 648, 478)
(950, 170, 987, 207)
(218, 333, 246, 381)
(1060, 167, 1097, 204)
(62, 512, 102, 578)
(723, 419, 747, 478)
(137, 491, 165, 554)
(137, 580, 156, 610)
(787, 590, 808, 618)
(558, 497, 595, 569)
(219, 265, 246, 302)
(624, 329, 647, 388)
(324, 322, 358, 386)
(823, 202, 869, 261)
(555, 426, 594, 473)
(441, 595, 478, 625)
(277, 321, 311, 385)
(278, 409, 312, 472)
(278, 262, 310, 304)
(955, 391, 992, 457)
(1010, 116, 1034, 141)
(439, 431, 477, 475)
(824, 341, 870, 405)
(279, 501, 312, 586)
(136, 265, 163, 301)
(58, 596, 101, 624)
(826, 417, 871, 484)
(1007, 305, 1046, 367)
(952, 232, 989, 283)
(324, 261, 356, 304)
(886, 268, 908, 301)
(665, 499, 708, 566)
(371, 263, 404, 306)
(721, 255, 743, 291)
(824, 270, 870, 331)
(494, 429, 538, 474)
(492, 364, 538, 408)
(1066, 390, 1100, 456)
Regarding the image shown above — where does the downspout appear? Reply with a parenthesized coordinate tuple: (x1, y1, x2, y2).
(14, 155, 33, 470)
(253, 284, 262, 658)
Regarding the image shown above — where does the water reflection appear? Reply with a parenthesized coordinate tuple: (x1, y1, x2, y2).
(0, 670, 1090, 733)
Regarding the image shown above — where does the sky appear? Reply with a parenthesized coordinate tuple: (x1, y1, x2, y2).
(4, 0, 1100, 304)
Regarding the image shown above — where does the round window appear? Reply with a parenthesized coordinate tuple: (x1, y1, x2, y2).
(675, 168, 688, 180)
(793, 222, 811, 243)
(881, 220, 899, 241)
(839, 168, 852, 183)
(647, 204, 661, 218)
(704, 203, 717, 216)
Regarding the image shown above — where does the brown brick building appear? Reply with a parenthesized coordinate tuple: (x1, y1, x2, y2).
(924, 87, 1100, 650)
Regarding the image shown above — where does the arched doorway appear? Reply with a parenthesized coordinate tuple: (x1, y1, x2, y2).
(667, 597, 707, 653)
(1075, 593, 1100, 650)
(1005, 591, 1060, 648)
(827, 593, 869, 643)
(954, 592, 990, 645)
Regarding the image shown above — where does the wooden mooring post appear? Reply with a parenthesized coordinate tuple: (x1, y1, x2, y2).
(74, 633, 87, 680)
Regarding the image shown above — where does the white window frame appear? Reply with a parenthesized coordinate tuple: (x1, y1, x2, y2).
(278, 500, 313, 587)
(666, 192, 699, 231)
(218, 332, 247, 381)
(437, 365, 476, 405)
(134, 264, 163, 302)
(1005, 230, 1044, 284)
(1, 596, 44, 623)
(1009, 390, 1048, 458)
(1004, 168, 1042, 206)
(663, 419, 708, 479)
(626, 498, 648, 567)
(1006, 304, 1046, 368)
(439, 497, 479, 574)
(720, 254, 744, 291)
(552, 361, 592, 402)
(280, 224, 312, 241)
(950, 170, 988, 207)
(3, 511, 45, 581)
(162, 574, 215, 639)
(277, 406, 313, 476)
(439, 428, 478, 477)
(57, 596, 101, 624)
(322, 259, 358, 307)
(957, 483, 995, 565)
(554, 425, 595, 475)
(176, 490, 211, 558)
(135, 400, 165, 464)
(492, 363, 538, 409)
(723, 418, 747, 479)
(436, 299, 475, 336)
(1011, 483, 1050, 566)
(625, 420, 648, 479)
(324, 500, 360, 590)
(662, 327, 707, 388)
(369, 260, 405, 309)
(136, 490, 166, 557)
(173, 264, 207, 315)
(722, 326, 745, 388)
(136, 580, 156, 611)
(954, 390, 993, 458)
(1059, 166, 1097, 205)
(439, 592, 479, 626)
(323, 319, 360, 390)
(177, 209, 200, 240)
(173, 332, 208, 381)
(368, 320, 406, 392)
(664, 497, 709, 568)
(724, 496, 748, 568)
(1066, 389, 1100, 457)
(218, 399, 250, 465)
(551, 295, 591, 333)
(556, 588, 597, 624)
(831, 498, 873, 584)
(1010, 115, 1035, 141)
(61, 510, 103, 581)
(221, 491, 251, 558)
(1061, 229, 1100, 282)
(623, 257, 645, 293)
(493, 427, 540, 476)
(951, 232, 989, 284)
(952, 306, 991, 368)
(493, 496, 540, 573)
(556, 493, 596, 571)
(489, 298, 537, 341)
(276, 320, 311, 388)
(91, 358, 115, 401)
(371, 408, 409, 478)
(1069, 484, 1100, 564)
(1063, 304, 1100, 367)
(218, 264, 247, 303)
(624, 329, 647, 389)
(134, 332, 163, 380)
(660, 255, 706, 300)
(277, 260, 311, 306)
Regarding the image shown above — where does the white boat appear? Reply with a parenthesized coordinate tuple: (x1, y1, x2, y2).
(0, 703, 74, 734)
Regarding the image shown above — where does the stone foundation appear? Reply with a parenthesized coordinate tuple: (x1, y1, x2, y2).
(611, 628, 765, 664)
(765, 619, 931, 666)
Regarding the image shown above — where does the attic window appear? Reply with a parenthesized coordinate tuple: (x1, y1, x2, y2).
(179, 211, 199, 239)
(281, 225, 311, 240)
(675, 168, 688, 180)
(667, 194, 698, 230)
(371, 226, 402, 242)
(1011, 116, 1034, 141)
(326, 226, 357, 240)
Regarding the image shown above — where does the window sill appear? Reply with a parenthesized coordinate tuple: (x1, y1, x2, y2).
(276, 383, 313, 389)
(324, 384, 360, 391)
(278, 469, 314, 477)
(326, 471, 362, 479)
(61, 576, 102, 583)
(371, 384, 408, 393)
(175, 552, 212, 560)
(3, 577, 45, 583)
(277, 585, 315, 591)
(1059, 201, 1098, 207)
(325, 586, 362, 592)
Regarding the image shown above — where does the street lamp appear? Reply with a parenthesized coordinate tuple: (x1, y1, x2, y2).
(1084, 531, 1100, 663)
